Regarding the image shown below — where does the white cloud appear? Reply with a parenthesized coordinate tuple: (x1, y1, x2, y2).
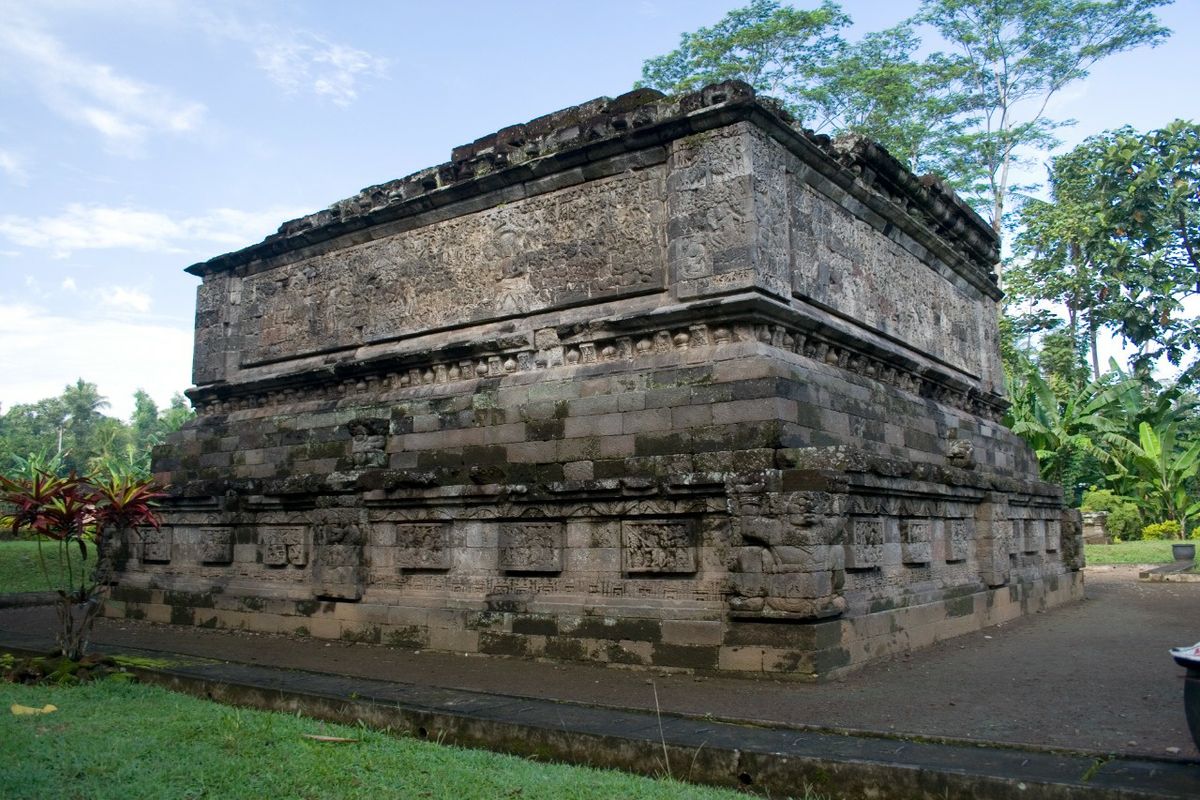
(0, 203, 307, 257)
(61, 277, 76, 291)
(0, 298, 193, 420)
(0, 149, 28, 185)
(0, 12, 206, 154)
(197, 11, 388, 106)
(101, 286, 152, 313)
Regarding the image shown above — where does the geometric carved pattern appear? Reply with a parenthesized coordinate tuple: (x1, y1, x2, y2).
(900, 519, 931, 566)
(395, 522, 451, 570)
(947, 518, 970, 562)
(499, 521, 563, 572)
(261, 526, 307, 567)
(621, 519, 696, 574)
(141, 527, 172, 563)
(198, 527, 233, 564)
(846, 518, 883, 569)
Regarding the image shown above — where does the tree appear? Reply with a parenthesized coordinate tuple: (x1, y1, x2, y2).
(1110, 421, 1200, 537)
(60, 379, 109, 473)
(638, 0, 849, 103)
(1007, 121, 1200, 381)
(919, 0, 1172, 235)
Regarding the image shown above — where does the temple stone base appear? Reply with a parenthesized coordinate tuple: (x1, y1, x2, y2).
(112, 81, 1083, 678)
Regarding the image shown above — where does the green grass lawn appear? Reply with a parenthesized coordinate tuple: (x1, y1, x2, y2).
(1085, 540, 1182, 565)
(0, 539, 93, 594)
(0, 679, 803, 800)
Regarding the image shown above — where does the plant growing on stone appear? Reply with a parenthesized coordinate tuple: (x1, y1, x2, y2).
(0, 470, 163, 659)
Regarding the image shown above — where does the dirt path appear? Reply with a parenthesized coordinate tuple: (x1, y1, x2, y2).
(3, 566, 1196, 757)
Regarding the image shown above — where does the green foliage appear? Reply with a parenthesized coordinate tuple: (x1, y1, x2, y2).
(1084, 539, 1176, 564)
(919, 0, 1172, 231)
(1080, 489, 1144, 540)
(0, 540, 94, 594)
(1109, 421, 1200, 538)
(1008, 120, 1200, 381)
(0, 681, 773, 800)
(1140, 520, 1182, 540)
(0, 382, 194, 482)
(639, 1, 1172, 229)
(0, 469, 164, 659)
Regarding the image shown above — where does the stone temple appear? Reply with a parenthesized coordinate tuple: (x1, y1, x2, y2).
(111, 81, 1083, 678)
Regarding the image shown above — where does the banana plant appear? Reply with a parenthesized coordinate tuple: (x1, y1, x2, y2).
(1108, 421, 1200, 538)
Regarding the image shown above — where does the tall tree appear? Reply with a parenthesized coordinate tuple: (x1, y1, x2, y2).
(60, 379, 109, 473)
(638, 0, 850, 103)
(919, 0, 1172, 236)
(1007, 121, 1200, 381)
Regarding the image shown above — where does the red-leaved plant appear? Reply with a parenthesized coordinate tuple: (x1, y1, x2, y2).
(0, 470, 164, 659)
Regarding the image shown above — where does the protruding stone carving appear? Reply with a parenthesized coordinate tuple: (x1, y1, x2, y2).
(261, 526, 307, 567)
(1061, 509, 1085, 571)
(976, 496, 1013, 587)
(1045, 518, 1061, 553)
(348, 418, 388, 469)
(395, 522, 451, 570)
(499, 522, 563, 572)
(312, 516, 365, 600)
(622, 520, 697, 574)
(900, 519, 931, 565)
(199, 527, 233, 564)
(728, 490, 847, 620)
(947, 518, 970, 562)
(846, 518, 884, 570)
(141, 527, 172, 563)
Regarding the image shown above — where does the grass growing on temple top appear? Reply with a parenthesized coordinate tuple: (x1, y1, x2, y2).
(1084, 540, 1178, 565)
(0, 540, 93, 595)
(0, 679, 823, 800)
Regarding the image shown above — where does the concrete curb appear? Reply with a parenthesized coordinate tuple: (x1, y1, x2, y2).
(2, 632, 1197, 799)
(0, 591, 57, 609)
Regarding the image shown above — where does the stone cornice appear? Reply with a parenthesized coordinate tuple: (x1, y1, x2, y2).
(184, 82, 1000, 297)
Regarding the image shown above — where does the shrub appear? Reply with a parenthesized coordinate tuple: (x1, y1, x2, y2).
(1080, 489, 1144, 540)
(1141, 521, 1183, 540)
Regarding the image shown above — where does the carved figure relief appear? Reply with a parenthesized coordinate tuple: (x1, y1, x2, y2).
(1044, 518, 1061, 553)
(499, 522, 563, 572)
(622, 520, 697, 574)
(975, 496, 1013, 587)
(312, 517, 365, 601)
(727, 490, 847, 621)
(846, 518, 884, 569)
(199, 527, 233, 564)
(348, 418, 388, 469)
(141, 527, 172, 563)
(261, 526, 307, 567)
(395, 522, 452, 570)
(900, 519, 931, 566)
(947, 518, 970, 562)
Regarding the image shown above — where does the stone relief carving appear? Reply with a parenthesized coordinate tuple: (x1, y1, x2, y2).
(1060, 509, 1085, 571)
(621, 519, 697, 574)
(348, 418, 388, 469)
(312, 514, 365, 601)
(846, 518, 884, 570)
(395, 522, 451, 570)
(261, 526, 308, 567)
(900, 519, 931, 566)
(975, 496, 1013, 587)
(499, 522, 564, 572)
(947, 518, 971, 562)
(727, 490, 847, 621)
(140, 527, 172, 563)
(199, 527, 233, 564)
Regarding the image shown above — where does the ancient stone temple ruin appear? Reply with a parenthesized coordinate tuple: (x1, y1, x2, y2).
(112, 81, 1084, 678)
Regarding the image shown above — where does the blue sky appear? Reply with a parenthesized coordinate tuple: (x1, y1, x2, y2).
(1, 0, 1197, 419)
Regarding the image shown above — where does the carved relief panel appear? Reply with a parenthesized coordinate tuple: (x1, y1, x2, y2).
(622, 519, 697, 574)
(727, 490, 847, 621)
(261, 526, 308, 567)
(499, 522, 563, 573)
(395, 522, 452, 571)
(900, 519, 932, 566)
(312, 515, 365, 601)
(141, 527, 172, 564)
(846, 518, 884, 570)
(199, 527, 233, 564)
